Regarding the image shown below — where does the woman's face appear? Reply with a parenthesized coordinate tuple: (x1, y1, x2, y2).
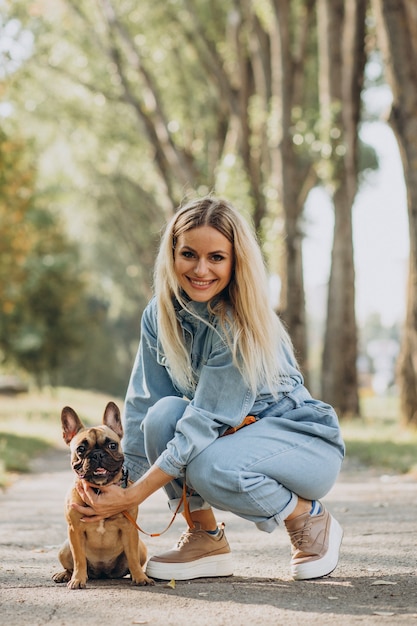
(174, 225, 234, 302)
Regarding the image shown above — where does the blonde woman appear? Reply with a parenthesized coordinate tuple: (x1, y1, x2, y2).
(75, 196, 345, 581)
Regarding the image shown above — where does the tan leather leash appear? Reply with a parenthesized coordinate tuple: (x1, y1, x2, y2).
(221, 414, 256, 436)
(123, 415, 256, 536)
(122, 481, 195, 537)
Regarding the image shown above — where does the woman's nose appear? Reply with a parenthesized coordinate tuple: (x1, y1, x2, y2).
(194, 258, 208, 275)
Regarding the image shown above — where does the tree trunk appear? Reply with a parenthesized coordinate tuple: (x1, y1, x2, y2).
(322, 181, 359, 415)
(270, 0, 317, 377)
(319, 0, 366, 416)
(372, 0, 417, 425)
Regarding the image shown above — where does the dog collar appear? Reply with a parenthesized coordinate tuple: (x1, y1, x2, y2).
(118, 466, 129, 489)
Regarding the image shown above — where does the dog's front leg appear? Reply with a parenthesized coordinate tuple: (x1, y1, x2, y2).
(67, 525, 88, 589)
(122, 529, 154, 586)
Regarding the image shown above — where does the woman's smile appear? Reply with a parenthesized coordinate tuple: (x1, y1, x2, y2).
(174, 226, 233, 302)
(187, 278, 216, 288)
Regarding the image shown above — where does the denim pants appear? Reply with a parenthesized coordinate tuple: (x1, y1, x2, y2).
(142, 386, 345, 533)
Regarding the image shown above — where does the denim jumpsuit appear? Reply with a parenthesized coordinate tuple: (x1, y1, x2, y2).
(123, 297, 345, 533)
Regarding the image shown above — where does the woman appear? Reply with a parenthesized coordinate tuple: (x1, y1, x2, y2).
(76, 196, 345, 582)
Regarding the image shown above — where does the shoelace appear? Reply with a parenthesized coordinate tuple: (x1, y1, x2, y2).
(287, 519, 312, 548)
(176, 525, 223, 549)
(176, 528, 206, 548)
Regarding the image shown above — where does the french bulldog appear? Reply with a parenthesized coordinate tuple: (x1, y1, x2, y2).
(52, 401, 153, 589)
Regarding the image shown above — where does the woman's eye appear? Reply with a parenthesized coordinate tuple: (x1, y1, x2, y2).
(211, 254, 224, 262)
(181, 250, 195, 258)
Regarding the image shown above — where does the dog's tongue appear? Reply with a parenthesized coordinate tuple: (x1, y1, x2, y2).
(94, 467, 108, 475)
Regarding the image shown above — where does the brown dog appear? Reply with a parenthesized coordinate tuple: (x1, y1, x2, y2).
(52, 401, 153, 589)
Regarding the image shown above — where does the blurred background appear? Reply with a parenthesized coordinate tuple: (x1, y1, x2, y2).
(1, 0, 417, 481)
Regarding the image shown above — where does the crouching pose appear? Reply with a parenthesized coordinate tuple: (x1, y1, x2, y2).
(75, 196, 345, 582)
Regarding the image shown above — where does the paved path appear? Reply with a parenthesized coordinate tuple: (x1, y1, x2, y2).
(1, 449, 417, 625)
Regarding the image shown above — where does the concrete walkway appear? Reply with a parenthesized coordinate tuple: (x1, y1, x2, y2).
(1, 449, 417, 625)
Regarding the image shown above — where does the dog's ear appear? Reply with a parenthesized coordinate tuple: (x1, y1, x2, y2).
(61, 407, 85, 445)
(103, 401, 123, 440)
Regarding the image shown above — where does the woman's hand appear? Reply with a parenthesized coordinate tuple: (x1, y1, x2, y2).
(72, 465, 174, 523)
(73, 481, 135, 522)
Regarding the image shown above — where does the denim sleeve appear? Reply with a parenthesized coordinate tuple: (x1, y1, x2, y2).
(155, 335, 256, 477)
(122, 300, 182, 481)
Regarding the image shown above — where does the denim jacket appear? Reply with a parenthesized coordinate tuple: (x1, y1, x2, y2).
(123, 297, 303, 479)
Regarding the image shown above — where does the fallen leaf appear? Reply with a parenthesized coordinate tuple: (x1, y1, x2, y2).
(165, 579, 176, 589)
(373, 612, 395, 617)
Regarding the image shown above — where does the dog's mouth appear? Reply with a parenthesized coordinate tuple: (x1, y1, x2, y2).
(76, 465, 122, 486)
(89, 466, 118, 481)
(93, 467, 109, 477)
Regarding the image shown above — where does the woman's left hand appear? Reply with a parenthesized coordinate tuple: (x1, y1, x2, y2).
(72, 481, 133, 522)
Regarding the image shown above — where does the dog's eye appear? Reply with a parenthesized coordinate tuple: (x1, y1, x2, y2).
(76, 444, 86, 455)
(108, 442, 118, 451)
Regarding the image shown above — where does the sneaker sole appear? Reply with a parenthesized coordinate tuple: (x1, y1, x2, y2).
(291, 515, 343, 581)
(146, 553, 234, 581)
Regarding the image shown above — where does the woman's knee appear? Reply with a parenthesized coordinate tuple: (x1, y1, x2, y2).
(142, 396, 188, 460)
(187, 445, 236, 503)
(144, 396, 188, 426)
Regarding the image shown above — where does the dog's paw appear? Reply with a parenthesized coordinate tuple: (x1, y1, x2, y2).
(131, 573, 155, 586)
(67, 577, 87, 590)
(52, 570, 72, 584)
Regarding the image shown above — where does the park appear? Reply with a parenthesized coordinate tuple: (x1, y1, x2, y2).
(1, 1, 417, 623)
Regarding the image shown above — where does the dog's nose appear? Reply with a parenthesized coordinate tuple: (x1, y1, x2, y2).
(91, 450, 105, 463)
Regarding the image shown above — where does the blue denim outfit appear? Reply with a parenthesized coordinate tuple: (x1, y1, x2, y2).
(123, 297, 345, 532)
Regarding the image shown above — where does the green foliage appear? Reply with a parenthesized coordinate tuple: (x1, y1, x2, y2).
(0, 0, 382, 398)
(0, 432, 53, 474)
(0, 125, 143, 395)
(345, 438, 417, 474)
(0, 386, 122, 486)
(2, 0, 258, 394)
(340, 394, 417, 474)
(10, 218, 86, 384)
(59, 296, 140, 396)
(0, 127, 94, 387)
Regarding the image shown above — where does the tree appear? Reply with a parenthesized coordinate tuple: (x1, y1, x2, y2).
(6, 0, 377, 396)
(6, 0, 325, 375)
(317, 0, 367, 416)
(268, 0, 320, 377)
(372, 0, 417, 425)
(0, 131, 35, 320)
(0, 127, 89, 387)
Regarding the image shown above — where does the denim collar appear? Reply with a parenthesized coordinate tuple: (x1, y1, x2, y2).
(175, 298, 213, 323)
(174, 293, 224, 324)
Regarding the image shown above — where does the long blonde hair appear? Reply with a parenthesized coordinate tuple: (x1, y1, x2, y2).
(153, 196, 296, 393)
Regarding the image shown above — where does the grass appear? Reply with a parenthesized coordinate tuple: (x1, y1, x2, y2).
(0, 387, 416, 488)
(0, 387, 123, 487)
(340, 393, 417, 475)
(0, 432, 53, 474)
